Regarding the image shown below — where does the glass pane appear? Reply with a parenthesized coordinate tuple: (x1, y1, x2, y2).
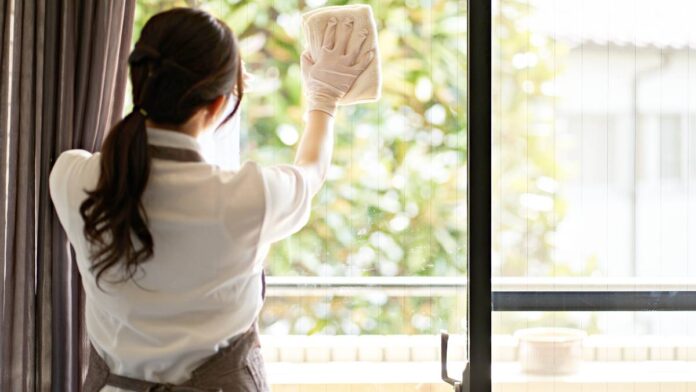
(132, 0, 467, 389)
(493, 0, 696, 389)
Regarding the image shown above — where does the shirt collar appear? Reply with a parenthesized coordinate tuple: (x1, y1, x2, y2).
(146, 127, 203, 155)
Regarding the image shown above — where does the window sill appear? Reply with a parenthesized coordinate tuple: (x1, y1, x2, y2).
(267, 361, 696, 390)
(267, 361, 457, 388)
(260, 334, 696, 363)
(494, 361, 696, 388)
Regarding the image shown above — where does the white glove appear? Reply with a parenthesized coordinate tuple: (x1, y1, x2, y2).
(301, 16, 375, 117)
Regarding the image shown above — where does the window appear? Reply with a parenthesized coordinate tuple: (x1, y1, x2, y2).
(492, 0, 696, 389)
(131, 0, 696, 389)
(132, 0, 467, 388)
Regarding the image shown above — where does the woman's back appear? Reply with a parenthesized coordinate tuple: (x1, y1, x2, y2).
(46, 5, 374, 390)
(49, 126, 311, 389)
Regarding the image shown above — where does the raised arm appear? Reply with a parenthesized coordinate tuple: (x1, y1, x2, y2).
(293, 110, 335, 197)
(294, 16, 375, 196)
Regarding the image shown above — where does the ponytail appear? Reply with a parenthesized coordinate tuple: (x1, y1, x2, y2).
(80, 107, 153, 291)
(79, 8, 243, 291)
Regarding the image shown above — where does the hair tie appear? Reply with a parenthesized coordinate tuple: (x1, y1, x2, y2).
(128, 42, 198, 80)
(133, 105, 148, 117)
(128, 43, 162, 65)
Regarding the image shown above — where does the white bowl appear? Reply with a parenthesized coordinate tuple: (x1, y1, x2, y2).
(514, 327, 587, 375)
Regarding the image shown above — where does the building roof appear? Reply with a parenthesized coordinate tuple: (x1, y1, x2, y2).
(524, 0, 696, 49)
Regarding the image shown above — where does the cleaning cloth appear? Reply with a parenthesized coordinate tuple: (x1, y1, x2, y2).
(302, 4, 382, 105)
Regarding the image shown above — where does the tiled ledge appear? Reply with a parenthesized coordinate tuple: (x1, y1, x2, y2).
(267, 361, 696, 389)
(261, 334, 466, 363)
(267, 361, 451, 385)
(260, 334, 696, 363)
(495, 335, 696, 362)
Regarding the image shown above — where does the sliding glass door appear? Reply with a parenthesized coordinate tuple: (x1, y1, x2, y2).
(129, 1, 696, 390)
(490, 0, 696, 390)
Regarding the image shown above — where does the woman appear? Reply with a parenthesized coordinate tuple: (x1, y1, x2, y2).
(49, 8, 374, 392)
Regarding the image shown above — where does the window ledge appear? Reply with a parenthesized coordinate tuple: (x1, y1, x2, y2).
(260, 334, 696, 363)
(266, 361, 457, 385)
(494, 361, 696, 386)
(267, 361, 696, 389)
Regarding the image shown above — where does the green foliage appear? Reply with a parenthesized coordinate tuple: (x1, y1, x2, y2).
(493, 0, 569, 278)
(132, 0, 572, 335)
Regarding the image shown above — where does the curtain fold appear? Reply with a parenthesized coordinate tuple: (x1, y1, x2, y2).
(0, 0, 135, 390)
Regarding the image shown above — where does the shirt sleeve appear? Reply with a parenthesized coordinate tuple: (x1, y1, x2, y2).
(49, 149, 92, 232)
(257, 163, 314, 244)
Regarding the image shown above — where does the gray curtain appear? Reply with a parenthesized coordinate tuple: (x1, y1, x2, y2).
(0, 1, 135, 391)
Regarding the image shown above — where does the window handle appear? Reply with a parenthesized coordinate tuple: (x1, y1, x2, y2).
(440, 330, 469, 392)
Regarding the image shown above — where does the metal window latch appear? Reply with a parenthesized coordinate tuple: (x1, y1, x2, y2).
(440, 330, 470, 392)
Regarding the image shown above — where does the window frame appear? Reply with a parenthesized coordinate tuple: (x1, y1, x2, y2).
(254, 0, 696, 388)
(471, 0, 696, 390)
(467, 0, 492, 391)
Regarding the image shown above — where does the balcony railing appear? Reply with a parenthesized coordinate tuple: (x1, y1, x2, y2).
(262, 276, 696, 388)
(266, 276, 696, 294)
(265, 276, 696, 310)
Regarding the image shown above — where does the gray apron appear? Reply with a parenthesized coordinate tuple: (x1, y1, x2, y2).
(82, 144, 270, 392)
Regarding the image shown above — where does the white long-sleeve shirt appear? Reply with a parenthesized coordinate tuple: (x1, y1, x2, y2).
(49, 127, 312, 391)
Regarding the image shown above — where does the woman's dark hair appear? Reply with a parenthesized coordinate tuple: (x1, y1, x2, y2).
(79, 8, 243, 291)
